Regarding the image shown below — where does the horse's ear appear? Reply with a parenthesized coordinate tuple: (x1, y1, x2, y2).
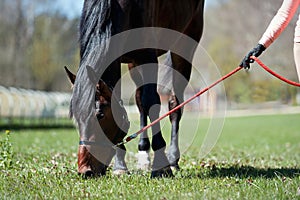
(98, 79, 112, 102)
(86, 66, 112, 101)
(64, 66, 76, 85)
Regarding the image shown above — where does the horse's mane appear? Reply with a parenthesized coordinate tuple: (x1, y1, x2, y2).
(70, 0, 114, 118)
(79, 0, 113, 65)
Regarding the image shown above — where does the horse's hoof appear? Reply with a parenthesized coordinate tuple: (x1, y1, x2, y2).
(112, 169, 129, 176)
(150, 166, 174, 178)
(78, 170, 94, 179)
(170, 165, 180, 172)
(136, 151, 151, 170)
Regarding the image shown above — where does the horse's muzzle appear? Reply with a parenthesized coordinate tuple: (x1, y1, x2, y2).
(77, 145, 107, 178)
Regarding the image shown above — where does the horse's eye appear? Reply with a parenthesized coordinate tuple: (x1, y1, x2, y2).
(96, 110, 104, 120)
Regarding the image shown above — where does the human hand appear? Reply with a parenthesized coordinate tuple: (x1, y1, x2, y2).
(240, 44, 266, 69)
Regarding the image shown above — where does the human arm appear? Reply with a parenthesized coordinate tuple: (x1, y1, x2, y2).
(241, 0, 300, 69)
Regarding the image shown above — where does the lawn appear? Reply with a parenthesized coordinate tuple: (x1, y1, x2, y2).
(0, 113, 299, 199)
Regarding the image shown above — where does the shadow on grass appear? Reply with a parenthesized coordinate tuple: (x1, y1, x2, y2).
(180, 165, 300, 179)
(205, 165, 300, 179)
(0, 123, 75, 131)
(0, 118, 75, 131)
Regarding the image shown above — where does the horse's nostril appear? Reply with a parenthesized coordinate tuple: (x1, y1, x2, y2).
(95, 100, 104, 120)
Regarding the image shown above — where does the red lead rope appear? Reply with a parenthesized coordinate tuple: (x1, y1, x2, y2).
(251, 56, 300, 87)
(114, 57, 300, 148)
(114, 66, 243, 147)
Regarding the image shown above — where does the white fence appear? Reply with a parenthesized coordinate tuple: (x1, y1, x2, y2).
(0, 86, 71, 119)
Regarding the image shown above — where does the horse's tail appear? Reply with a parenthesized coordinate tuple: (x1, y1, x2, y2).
(158, 51, 173, 95)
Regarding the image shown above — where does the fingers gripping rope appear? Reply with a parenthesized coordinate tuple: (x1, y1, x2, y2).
(113, 57, 300, 148)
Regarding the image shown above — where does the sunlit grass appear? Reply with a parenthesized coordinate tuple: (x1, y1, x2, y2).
(0, 114, 299, 199)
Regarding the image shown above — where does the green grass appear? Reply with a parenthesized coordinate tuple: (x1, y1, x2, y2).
(0, 114, 300, 199)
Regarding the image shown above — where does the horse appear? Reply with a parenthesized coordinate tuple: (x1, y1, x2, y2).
(67, 0, 205, 178)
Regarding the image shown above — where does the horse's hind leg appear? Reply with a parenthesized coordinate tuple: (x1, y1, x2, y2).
(167, 1, 205, 170)
(168, 54, 192, 170)
(128, 63, 151, 170)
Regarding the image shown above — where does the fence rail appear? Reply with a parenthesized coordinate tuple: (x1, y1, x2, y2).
(0, 86, 72, 129)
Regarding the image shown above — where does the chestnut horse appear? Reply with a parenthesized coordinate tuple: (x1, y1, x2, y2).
(68, 0, 205, 178)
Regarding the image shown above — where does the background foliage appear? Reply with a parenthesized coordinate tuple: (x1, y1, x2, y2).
(0, 0, 79, 91)
(0, 0, 299, 103)
(202, 0, 299, 105)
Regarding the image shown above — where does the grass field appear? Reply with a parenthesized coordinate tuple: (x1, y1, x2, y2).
(0, 113, 299, 199)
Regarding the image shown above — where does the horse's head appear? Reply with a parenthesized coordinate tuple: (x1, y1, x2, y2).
(64, 67, 129, 177)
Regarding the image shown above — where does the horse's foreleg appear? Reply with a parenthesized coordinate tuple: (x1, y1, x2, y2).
(133, 50, 172, 177)
(136, 87, 151, 170)
(113, 144, 128, 175)
(135, 87, 150, 152)
(145, 83, 172, 178)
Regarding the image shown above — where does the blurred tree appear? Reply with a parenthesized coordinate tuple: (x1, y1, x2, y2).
(203, 0, 298, 105)
(27, 14, 79, 91)
(206, 36, 251, 106)
(0, 0, 80, 91)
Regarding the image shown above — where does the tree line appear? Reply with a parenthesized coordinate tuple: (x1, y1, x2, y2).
(0, 0, 298, 105)
(0, 0, 79, 91)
